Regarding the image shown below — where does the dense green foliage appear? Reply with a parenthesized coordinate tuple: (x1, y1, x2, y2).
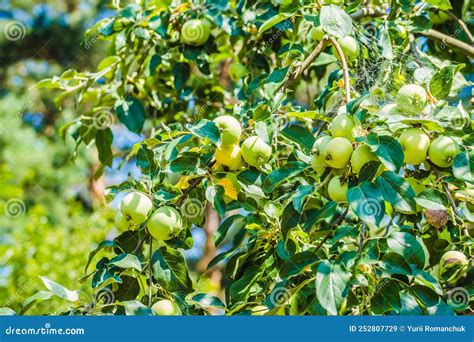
(2, 0, 473, 316)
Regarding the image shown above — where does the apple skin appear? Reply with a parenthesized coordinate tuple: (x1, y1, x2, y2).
(398, 128, 431, 165)
(330, 113, 356, 141)
(428, 136, 460, 168)
(181, 19, 211, 46)
(120, 192, 153, 225)
(311, 136, 332, 174)
(324, 137, 353, 169)
(439, 251, 469, 285)
(148, 206, 183, 241)
(350, 144, 377, 174)
(328, 176, 348, 203)
(241, 136, 272, 167)
(333, 36, 359, 61)
(395, 84, 427, 115)
(310, 26, 325, 41)
(214, 144, 244, 170)
(115, 211, 132, 231)
(213, 115, 242, 146)
(152, 299, 182, 316)
(229, 63, 248, 82)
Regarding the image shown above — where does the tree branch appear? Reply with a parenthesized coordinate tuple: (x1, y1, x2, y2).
(328, 36, 351, 103)
(446, 11, 474, 44)
(314, 207, 349, 254)
(419, 29, 474, 57)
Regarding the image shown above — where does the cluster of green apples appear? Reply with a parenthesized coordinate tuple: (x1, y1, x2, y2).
(115, 192, 183, 241)
(213, 115, 272, 171)
(310, 28, 360, 62)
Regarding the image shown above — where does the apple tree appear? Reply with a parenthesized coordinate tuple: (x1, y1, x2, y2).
(29, 0, 473, 315)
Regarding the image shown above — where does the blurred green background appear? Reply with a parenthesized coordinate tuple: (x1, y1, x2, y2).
(0, 0, 116, 314)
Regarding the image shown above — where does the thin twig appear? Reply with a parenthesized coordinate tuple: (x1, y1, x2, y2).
(132, 231, 149, 255)
(446, 11, 474, 43)
(328, 37, 351, 103)
(176, 160, 215, 207)
(434, 170, 461, 217)
(314, 207, 349, 254)
(419, 29, 474, 57)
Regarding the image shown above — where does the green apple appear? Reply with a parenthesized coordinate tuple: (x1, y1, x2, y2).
(115, 211, 132, 231)
(214, 144, 244, 170)
(328, 176, 348, 203)
(310, 26, 325, 41)
(250, 305, 269, 316)
(120, 192, 153, 225)
(332, 36, 359, 61)
(350, 144, 377, 174)
(181, 19, 211, 46)
(213, 115, 242, 146)
(378, 103, 400, 117)
(429, 9, 450, 25)
(439, 250, 469, 285)
(406, 177, 426, 195)
(148, 206, 182, 241)
(398, 128, 430, 165)
(324, 137, 353, 169)
(311, 135, 332, 174)
(151, 299, 182, 316)
(241, 136, 272, 167)
(428, 136, 460, 168)
(330, 113, 356, 141)
(395, 84, 427, 115)
(229, 63, 248, 82)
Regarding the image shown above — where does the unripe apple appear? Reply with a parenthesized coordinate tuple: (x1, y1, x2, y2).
(328, 176, 348, 203)
(378, 103, 400, 117)
(213, 115, 242, 146)
(241, 136, 272, 167)
(398, 128, 430, 165)
(120, 192, 153, 225)
(115, 211, 133, 231)
(428, 136, 460, 168)
(324, 137, 353, 169)
(311, 136, 332, 174)
(330, 113, 356, 141)
(214, 144, 244, 170)
(229, 63, 248, 82)
(250, 305, 269, 315)
(148, 206, 183, 241)
(439, 250, 469, 285)
(151, 299, 182, 315)
(429, 9, 450, 25)
(181, 19, 211, 46)
(395, 84, 427, 115)
(310, 26, 325, 41)
(350, 144, 377, 174)
(332, 36, 359, 61)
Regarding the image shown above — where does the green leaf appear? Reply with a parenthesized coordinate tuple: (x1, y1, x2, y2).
(293, 184, 314, 213)
(425, 0, 452, 10)
(381, 253, 412, 275)
(315, 260, 351, 315)
(96, 128, 113, 166)
(370, 279, 401, 314)
(172, 62, 190, 92)
(258, 14, 291, 35)
(123, 300, 153, 315)
(20, 291, 54, 314)
(280, 251, 316, 278)
(214, 214, 244, 246)
(399, 291, 423, 315)
(187, 119, 220, 145)
(170, 154, 199, 173)
(136, 144, 158, 177)
(263, 161, 307, 193)
(188, 293, 226, 309)
(347, 182, 385, 226)
(376, 171, 416, 214)
(0, 308, 16, 315)
(453, 150, 474, 184)
(114, 275, 140, 301)
(387, 232, 426, 269)
(429, 65, 464, 100)
(320, 5, 353, 39)
(115, 96, 145, 134)
(303, 201, 337, 232)
(109, 253, 142, 272)
(85, 240, 119, 272)
(39, 276, 79, 302)
(415, 188, 449, 210)
(151, 246, 193, 292)
(205, 184, 226, 216)
(228, 266, 264, 304)
(412, 267, 443, 295)
(281, 125, 315, 154)
(360, 134, 404, 172)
